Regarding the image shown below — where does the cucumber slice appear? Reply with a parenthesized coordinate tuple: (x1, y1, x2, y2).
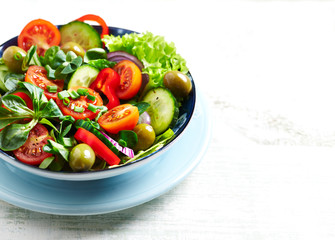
(142, 88, 179, 135)
(67, 65, 99, 89)
(60, 21, 102, 50)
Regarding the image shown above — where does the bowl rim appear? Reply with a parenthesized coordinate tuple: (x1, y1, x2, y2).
(0, 26, 196, 181)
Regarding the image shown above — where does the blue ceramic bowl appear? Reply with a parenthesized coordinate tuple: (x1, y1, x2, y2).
(0, 26, 196, 181)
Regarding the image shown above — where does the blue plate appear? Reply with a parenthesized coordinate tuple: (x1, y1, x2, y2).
(0, 26, 197, 180)
(0, 90, 210, 215)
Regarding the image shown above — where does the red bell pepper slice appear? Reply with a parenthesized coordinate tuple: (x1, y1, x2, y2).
(90, 68, 120, 109)
(74, 128, 120, 166)
(76, 14, 109, 39)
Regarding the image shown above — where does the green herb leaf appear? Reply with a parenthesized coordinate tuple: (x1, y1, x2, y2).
(39, 156, 55, 169)
(39, 98, 63, 118)
(22, 45, 42, 71)
(1, 94, 32, 114)
(43, 139, 70, 161)
(133, 102, 150, 115)
(87, 59, 116, 70)
(0, 119, 38, 151)
(118, 130, 138, 148)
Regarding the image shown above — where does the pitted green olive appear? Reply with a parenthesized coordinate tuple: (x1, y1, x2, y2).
(2, 46, 27, 73)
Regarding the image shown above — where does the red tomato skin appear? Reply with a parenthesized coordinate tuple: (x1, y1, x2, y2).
(74, 128, 120, 166)
(98, 104, 139, 134)
(55, 86, 103, 120)
(90, 68, 120, 109)
(18, 19, 61, 56)
(13, 123, 53, 165)
(25, 66, 64, 100)
(113, 60, 142, 100)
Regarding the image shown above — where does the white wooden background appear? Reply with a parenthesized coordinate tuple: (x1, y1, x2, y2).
(2, 0, 335, 239)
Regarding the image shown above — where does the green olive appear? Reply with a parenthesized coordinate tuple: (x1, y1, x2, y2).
(61, 41, 85, 58)
(69, 143, 95, 172)
(163, 70, 192, 98)
(133, 123, 156, 152)
(2, 46, 27, 73)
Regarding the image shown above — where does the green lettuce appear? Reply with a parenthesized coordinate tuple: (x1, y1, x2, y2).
(102, 31, 188, 96)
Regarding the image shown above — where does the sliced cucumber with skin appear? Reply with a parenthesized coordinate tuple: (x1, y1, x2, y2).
(142, 87, 179, 135)
(60, 21, 102, 50)
(67, 65, 99, 89)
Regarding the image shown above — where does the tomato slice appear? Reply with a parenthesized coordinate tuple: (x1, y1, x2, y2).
(113, 60, 142, 100)
(18, 19, 61, 56)
(56, 86, 103, 120)
(90, 68, 120, 109)
(76, 14, 109, 38)
(98, 104, 139, 134)
(13, 123, 53, 165)
(74, 128, 120, 166)
(25, 66, 64, 100)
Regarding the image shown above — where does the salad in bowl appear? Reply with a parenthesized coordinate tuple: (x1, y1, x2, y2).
(0, 15, 195, 180)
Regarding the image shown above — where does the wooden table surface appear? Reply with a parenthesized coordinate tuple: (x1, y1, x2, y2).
(2, 0, 335, 239)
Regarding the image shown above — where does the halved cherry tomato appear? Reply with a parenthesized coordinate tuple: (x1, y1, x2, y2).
(90, 68, 120, 109)
(13, 123, 53, 165)
(76, 14, 109, 39)
(74, 128, 120, 166)
(55, 86, 103, 120)
(98, 104, 139, 134)
(25, 66, 64, 100)
(18, 19, 61, 56)
(113, 60, 142, 100)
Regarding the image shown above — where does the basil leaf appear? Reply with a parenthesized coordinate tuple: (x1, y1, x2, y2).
(44, 46, 61, 66)
(1, 94, 32, 114)
(22, 45, 42, 71)
(65, 51, 77, 62)
(43, 139, 70, 161)
(39, 156, 55, 169)
(87, 59, 116, 71)
(51, 50, 66, 69)
(39, 118, 58, 132)
(19, 81, 47, 104)
(39, 98, 63, 118)
(0, 107, 30, 129)
(134, 102, 150, 115)
(0, 119, 38, 151)
(118, 130, 138, 148)
(0, 64, 9, 92)
(4, 73, 25, 91)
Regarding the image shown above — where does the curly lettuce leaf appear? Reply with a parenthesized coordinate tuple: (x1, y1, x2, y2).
(102, 31, 188, 96)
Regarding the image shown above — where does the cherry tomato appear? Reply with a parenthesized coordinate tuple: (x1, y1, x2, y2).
(113, 60, 142, 100)
(74, 128, 120, 166)
(90, 68, 120, 109)
(98, 104, 139, 134)
(25, 66, 64, 100)
(56, 86, 103, 120)
(76, 14, 109, 38)
(13, 123, 53, 165)
(18, 19, 61, 56)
